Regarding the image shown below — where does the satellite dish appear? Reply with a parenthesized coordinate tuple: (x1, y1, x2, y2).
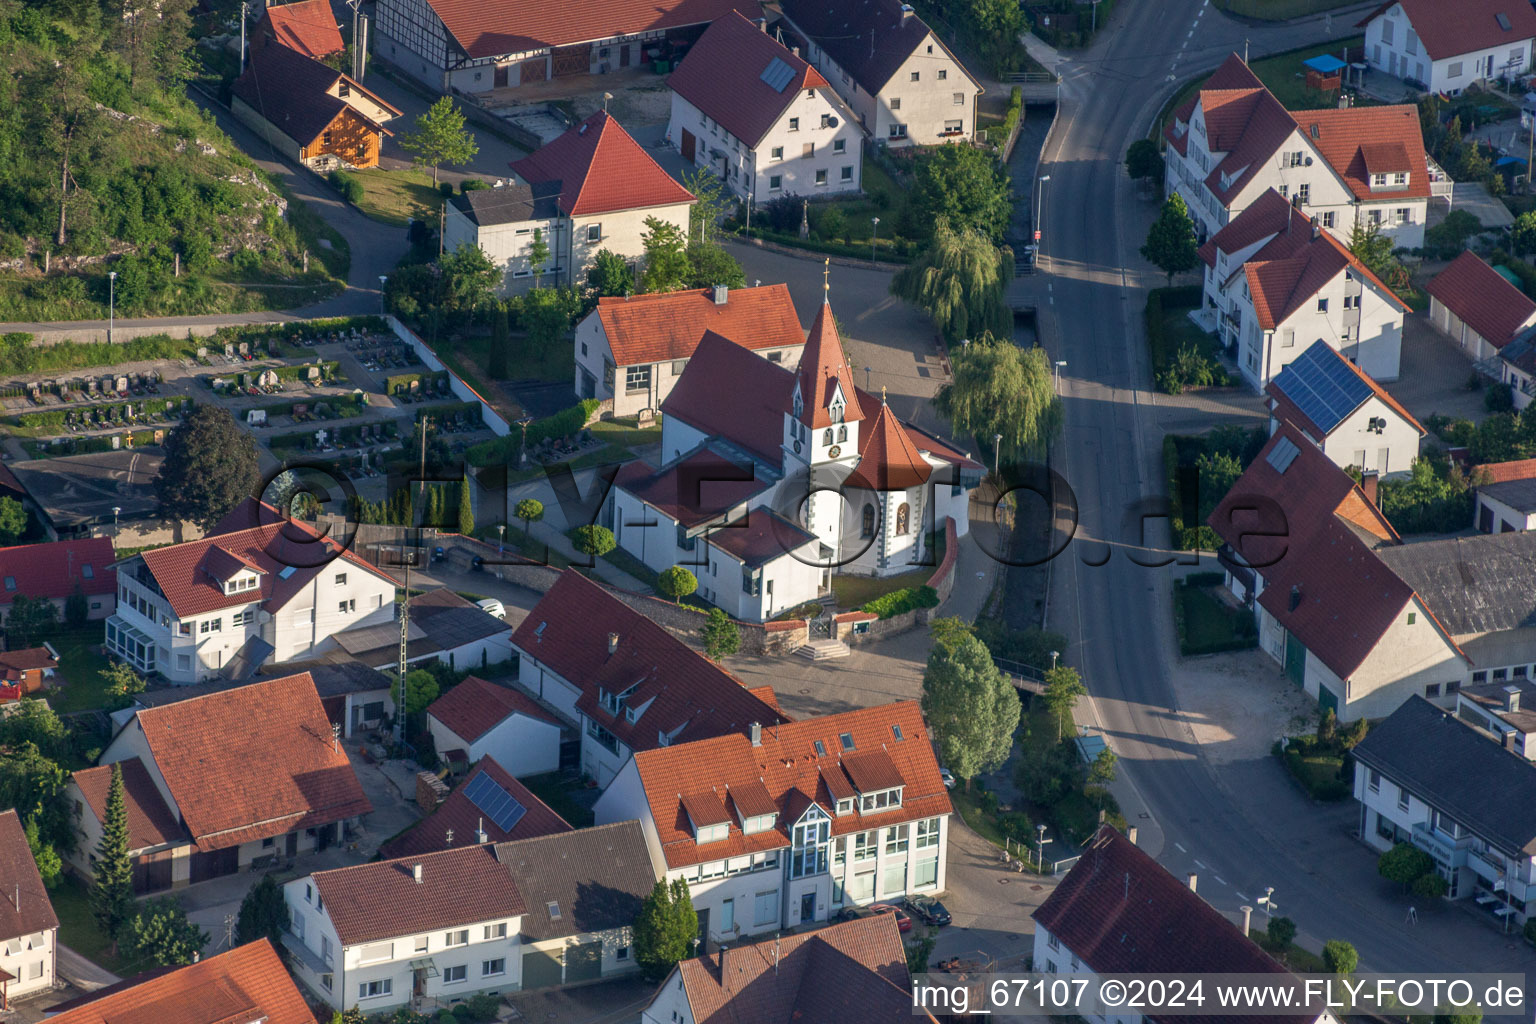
(827, 116, 838, 128)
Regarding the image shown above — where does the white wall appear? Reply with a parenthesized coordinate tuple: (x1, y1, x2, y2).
(1364, 4, 1533, 93)
(390, 317, 512, 436)
(641, 968, 694, 1024)
(429, 711, 561, 778)
(797, 27, 978, 147)
(1311, 396, 1420, 478)
(443, 207, 563, 298)
(1233, 267, 1404, 391)
(1475, 489, 1536, 533)
(512, 654, 583, 725)
(0, 928, 54, 1001)
(567, 205, 691, 292)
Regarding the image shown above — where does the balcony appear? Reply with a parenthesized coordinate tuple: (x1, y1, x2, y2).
(1410, 821, 1471, 867)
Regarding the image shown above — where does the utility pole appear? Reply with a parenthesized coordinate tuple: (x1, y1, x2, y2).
(396, 414, 429, 749)
(239, 1, 248, 73)
(439, 201, 446, 259)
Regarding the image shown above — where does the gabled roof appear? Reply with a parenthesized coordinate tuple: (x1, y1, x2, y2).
(779, 0, 974, 97)
(852, 389, 982, 471)
(509, 111, 695, 218)
(1197, 188, 1312, 270)
(45, 941, 313, 1024)
(1375, 532, 1536, 637)
(0, 810, 57, 941)
(1208, 425, 1426, 681)
(1163, 54, 1266, 157)
(661, 331, 797, 465)
(261, 0, 344, 58)
(129, 672, 372, 852)
(0, 647, 57, 673)
(631, 700, 950, 869)
(614, 448, 772, 530)
(451, 182, 561, 227)
(423, 0, 761, 60)
(845, 396, 931, 491)
(427, 675, 560, 744)
(677, 913, 925, 1024)
(380, 756, 571, 859)
(795, 297, 862, 429)
(668, 11, 830, 148)
(1354, 697, 1536, 856)
(1426, 251, 1536, 352)
(512, 572, 785, 753)
(1291, 105, 1430, 202)
(1356, 0, 1536, 62)
(232, 43, 396, 148)
(706, 507, 820, 568)
(1478, 458, 1536, 485)
(136, 518, 397, 619)
(1243, 226, 1408, 330)
(1034, 827, 1315, 1024)
(1266, 339, 1424, 438)
(72, 758, 187, 853)
(491, 821, 656, 940)
(312, 843, 527, 947)
(0, 537, 116, 601)
(594, 284, 804, 367)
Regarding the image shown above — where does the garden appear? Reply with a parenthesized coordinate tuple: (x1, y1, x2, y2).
(1144, 285, 1232, 395)
(1173, 572, 1258, 656)
(1162, 426, 1268, 551)
(1276, 710, 1365, 802)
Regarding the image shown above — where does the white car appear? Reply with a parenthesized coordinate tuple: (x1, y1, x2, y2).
(940, 768, 956, 789)
(475, 598, 506, 620)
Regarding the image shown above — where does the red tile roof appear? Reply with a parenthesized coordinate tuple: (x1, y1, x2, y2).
(0, 538, 116, 602)
(1427, 251, 1536, 352)
(1207, 425, 1442, 681)
(614, 449, 772, 529)
(72, 758, 187, 852)
(427, 675, 560, 744)
(1477, 458, 1536, 484)
(594, 284, 804, 367)
(0, 647, 56, 673)
(795, 298, 863, 429)
(381, 756, 571, 859)
(130, 672, 372, 852)
(425, 0, 761, 60)
(1035, 827, 1316, 1024)
(509, 111, 695, 218)
(846, 397, 931, 491)
(661, 331, 797, 464)
(313, 843, 527, 947)
(1292, 105, 1430, 202)
(853, 389, 982, 471)
(677, 913, 926, 1024)
(705, 507, 820, 568)
(0, 810, 57, 941)
(1202, 91, 1301, 206)
(1357, 0, 1536, 61)
(511, 571, 785, 755)
(1163, 55, 1265, 158)
(1197, 188, 1312, 270)
(261, 0, 344, 58)
(137, 519, 397, 619)
(631, 700, 950, 869)
(1243, 227, 1407, 331)
(668, 11, 830, 148)
(1265, 342, 1424, 439)
(46, 941, 313, 1024)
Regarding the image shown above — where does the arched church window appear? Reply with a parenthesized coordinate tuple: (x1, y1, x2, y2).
(861, 505, 875, 538)
(896, 502, 910, 534)
(823, 429, 833, 446)
(837, 426, 847, 443)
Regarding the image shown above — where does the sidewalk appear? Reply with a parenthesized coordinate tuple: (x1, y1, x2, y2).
(502, 469, 652, 593)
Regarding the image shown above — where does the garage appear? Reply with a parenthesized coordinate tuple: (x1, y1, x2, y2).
(521, 949, 563, 990)
(132, 849, 173, 894)
(189, 846, 238, 884)
(563, 942, 602, 984)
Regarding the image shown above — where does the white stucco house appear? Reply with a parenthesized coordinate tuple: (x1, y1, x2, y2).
(778, 0, 981, 147)
(444, 112, 695, 296)
(425, 675, 563, 778)
(1265, 339, 1424, 479)
(1426, 251, 1536, 364)
(1474, 460, 1536, 534)
(667, 11, 863, 204)
(1164, 53, 1430, 247)
(0, 811, 56, 1007)
(1357, 0, 1536, 93)
(284, 823, 656, 1008)
(572, 283, 805, 411)
(594, 701, 951, 947)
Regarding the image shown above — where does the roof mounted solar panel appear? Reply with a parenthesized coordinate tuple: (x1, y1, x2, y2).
(464, 772, 527, 833)
(1273, 341, 1373, 434)
(1266, 436, 1300, 474)
(761, 57, 796, 93)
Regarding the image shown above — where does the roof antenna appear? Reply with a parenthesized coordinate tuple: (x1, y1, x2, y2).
(773, 937, 780, 974)
(445, 828, 454, 846)
(1123, 872, 1130, 901)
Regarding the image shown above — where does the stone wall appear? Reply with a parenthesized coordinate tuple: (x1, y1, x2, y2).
(835, 517, 961, 645)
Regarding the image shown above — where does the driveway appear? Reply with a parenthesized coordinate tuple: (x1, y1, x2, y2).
(929, 821, 1055, 968)
(1388, 314, 1488, 427)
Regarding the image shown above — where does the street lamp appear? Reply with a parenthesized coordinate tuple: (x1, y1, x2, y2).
(1261, 887, 1276, 923)
(1054, 359, 1067, 394)
(871, 217, 880, 264)
(111, 506, 121, 539)
(864, 366, 872, 392)
(497, 523, 505, 556)
(1050, 649, 1060, 670)
(108, 271, 117, 345)
(1035, 823, 1051, 872)
(993, 432, 1003, 477)
(1035, 175, 1052, 256)
(378, 275, 388, 316)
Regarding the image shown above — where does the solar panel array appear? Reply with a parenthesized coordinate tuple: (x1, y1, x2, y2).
(761, 57, 796, 92)
(1273, 342, 1373, 433)
(463, 772, 527, 833)
(1266, 436, 1300, 474)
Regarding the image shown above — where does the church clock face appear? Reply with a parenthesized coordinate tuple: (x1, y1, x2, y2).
(827, 445, 842, 458)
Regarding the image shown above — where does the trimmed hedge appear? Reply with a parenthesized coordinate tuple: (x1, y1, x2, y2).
(385, 370, 448, 395)
(329, 170, 364, 204)
(10, 396, 190, 430)
(467, 398, 601, 467)
(862, 585, 940, 619)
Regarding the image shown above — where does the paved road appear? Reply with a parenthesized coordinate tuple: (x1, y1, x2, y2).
(1037, 0, 1533, 979)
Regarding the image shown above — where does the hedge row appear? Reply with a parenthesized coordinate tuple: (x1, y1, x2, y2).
(862, 585, 940, 619)
(10, 396, 190, 429)
(467, 399, 601, 467)
(385, 370, 448, 394)
(273, 361, 342, 382)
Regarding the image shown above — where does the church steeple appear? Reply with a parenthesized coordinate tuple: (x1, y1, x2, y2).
(794, 260, 863, 429)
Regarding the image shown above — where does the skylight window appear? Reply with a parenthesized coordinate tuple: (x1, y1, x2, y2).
(839, 732, 855, 751)
(546, 901, 561, 920)
(277, 566, 298, 580)
(814, 740, 826, 756)
(892, 724, 904, 741)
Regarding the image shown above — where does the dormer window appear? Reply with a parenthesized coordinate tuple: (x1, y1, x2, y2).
(695, 822, 728, 844)
(836, 797, 853, 815)
(859, 787, 903, 812)
(742, 813, 777, 835)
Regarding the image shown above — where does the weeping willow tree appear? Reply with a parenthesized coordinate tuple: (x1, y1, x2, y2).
(891, 218, 1011, 344)
(933, 334, 1060, 460)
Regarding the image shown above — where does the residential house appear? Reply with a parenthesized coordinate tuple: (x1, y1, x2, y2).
(778, 0, 981, 147)
(329, 589, 513, 674)
(284, 822, 655, 1008)
(259, 0, 345, 58)
(72, 672, 372, 889)
(668, 12, 864, 204)
(0, 646, 58, 699)
(1164, 53, 1430, 246)
(426, 675, 563, 777)
(572, 283, 805, 411)
(107, 514, 398, 683)
(0, 537, 114, 622)
(1034, 826, 1339, 1024)
(593, 700, 951, 943)
(1473, 458, 1536, 533)
(373, 0, 758, 93)
(0, 810, 57, 1006)
(1354, 696, 1536, 922)
(1426, 251, 1536, 363)
(655, 303, 981, 577)
(1357, 0, 1536, 93)
(45, 941, 312, 1024)
(8, 449, 165, 543)
(1498, 329, 1536, 410)
(1454, 678, 1536, 759)
(640, 912, 933, 1024)
(232, 41, 401, 169)
(509, 570, 787, 786)
(445, 112, 696, 296)
(380, 755, 572, 859)
(1265, 339, 1424, 478)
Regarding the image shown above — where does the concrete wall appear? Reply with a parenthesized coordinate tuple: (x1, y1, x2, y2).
(389, 317, 512, 436)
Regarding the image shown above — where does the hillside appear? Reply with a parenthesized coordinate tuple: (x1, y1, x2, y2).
(0, 0, 348, 320)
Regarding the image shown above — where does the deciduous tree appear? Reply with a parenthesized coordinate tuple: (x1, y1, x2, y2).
(1267, 916, 1297, 947)
(101, 661, 147, 710)
(633, 878, 698, 981)
(894, 220, 1011, 344)
(154, 405, 260, 530)
(1125, 139, 1164, 183)
(1321, 939, 1357, 976)
(639, 217, 690, 293)
(4, 595, 58, 650)
(0, 496, 27, 544)
(657, 566, 697, 603)
(400, 98, 479, 185)
(911, 143, 1012, 242)
(392, 668, 440, 718)
(701, 608, 740, 660)
(235, 875, 291, 951)
(1377, 842, 1433, 888)
(686, 243, 746, 289)
(24, 818, 60, 889)
(921, 618, 1019, 786)
(572, 524, 615, 557)
(1141, 194, 1200, 284)
(1042, 664, 1086, 741)
(682, 167, 734, 246)
(528, 228, 550, 287)
(515, 498, 544, 533)
(123, 897, 209, 967)
(586, 249, 632, 297)
(932, 334, 1059, 460)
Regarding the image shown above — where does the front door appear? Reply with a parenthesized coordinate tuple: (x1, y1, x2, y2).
(800, 891, 816, 924)
(619, 44, 630, 68)
(681, 130, 696, 162)
(1284, 632, 1306, 688)
(286, 832, 299, 857)
(494, 65, 508, 88)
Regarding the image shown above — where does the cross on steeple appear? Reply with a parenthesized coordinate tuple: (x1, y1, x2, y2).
(881, 385, 887, 405)
(822, 258, 830, 301)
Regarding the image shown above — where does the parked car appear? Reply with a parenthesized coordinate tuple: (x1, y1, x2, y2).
(834, 905, 873, 923)
(476, 598, 506, 620)
(869, 903, 912, 933)
(940, 767, 956, 789)
(903, 893, 952, 927)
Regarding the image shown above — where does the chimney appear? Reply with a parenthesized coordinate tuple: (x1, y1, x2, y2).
(713, 283, 729, 305)
(1127, 825, 1138, 846)
(1504, 730, 1518, 751)
(477, 816, 488, 844)
(1241, 905, 1254, 936)
(900, 2, 914, 18)
(1310, 214, 1321, 240)
(1505, 685, 1522, 713)
(607, 632, 620, 655)
(412, 864, 423, 883)
(1361, 469, 1379, 507)
(1338, 92, 1350, 109)
(1288, 585, 1302, 612)
(790, 45, 800, 57)
(1187, 873, 1198, 893)
(757, 16, 767, 31)
(750, 721, 762, 746)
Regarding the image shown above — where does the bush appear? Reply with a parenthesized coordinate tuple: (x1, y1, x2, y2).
(467, 398, 600, 466)
(1322, 939, 1358, 975)
(1145, 285, 1220, 394)
(997, 811, 1035, 842)
(439, 182, 456, 197)
(460, 179, 489, 193)
(971, 620, 1067, 673)
(329, 170, 364, 204)
(862, 585, 940, 619)
(1411, 872, 1449, 899)
(1486, 381, 1515, 413)
(572, 524, 615, 557)
(1377, 842, 1434, 887)
(1267, 916, 1297, 947)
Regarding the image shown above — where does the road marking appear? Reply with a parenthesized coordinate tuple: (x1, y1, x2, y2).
(1173, 842, 1186, 853)
(1194, 859, 1208, 870)
(1237, 892, 1250, 901)
(1214, 875, 1228, 887)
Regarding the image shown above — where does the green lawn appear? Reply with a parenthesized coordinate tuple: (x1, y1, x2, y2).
(432, 330, 577, 423)
(1174, 578, 1258, 656)
(52, 875, 133, 974)
(50, 625, 113, 713)
(1155, 35, 1368, 137)
(589, 417, 661, 449)
(519, 772, 595, 828)
(353, 168, 443, 227)
(830, 566, 931, 610)
(949, 785, 1011, 849)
